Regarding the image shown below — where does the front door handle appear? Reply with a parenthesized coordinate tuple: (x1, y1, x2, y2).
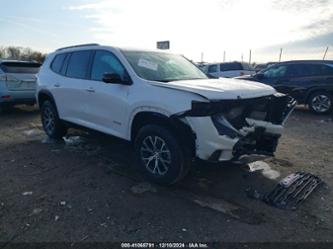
(54, 83, 61, 87)
(86, 88, 95, 93)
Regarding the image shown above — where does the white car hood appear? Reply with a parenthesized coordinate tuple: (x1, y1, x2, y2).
(150, 78, 276, 100)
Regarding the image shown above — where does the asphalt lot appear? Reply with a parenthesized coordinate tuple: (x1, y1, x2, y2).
(0, 105, 332, 243)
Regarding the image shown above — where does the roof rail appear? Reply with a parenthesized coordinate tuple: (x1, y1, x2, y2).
(56, 43, 100, 51)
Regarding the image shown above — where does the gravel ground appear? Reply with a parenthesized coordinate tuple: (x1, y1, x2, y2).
(0, 105, 332, 243)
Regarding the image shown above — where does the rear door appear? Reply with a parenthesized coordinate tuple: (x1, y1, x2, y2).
(283, 63, 333, 103)
(51, 50, 93, 124)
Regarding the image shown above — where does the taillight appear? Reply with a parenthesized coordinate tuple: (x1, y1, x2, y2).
(240, 72, 245, 76)
(1, 95, 11, 99)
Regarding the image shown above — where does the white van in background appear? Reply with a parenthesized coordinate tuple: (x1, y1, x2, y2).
(200, 62, 256, 78)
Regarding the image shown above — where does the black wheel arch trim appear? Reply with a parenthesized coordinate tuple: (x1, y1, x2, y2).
(131, 111, 196, 157)
(37, 90, 59, 113)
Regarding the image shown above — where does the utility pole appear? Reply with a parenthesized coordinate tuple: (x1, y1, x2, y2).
(323, 46, 329, 60)
(223, 51, 226, 62)
(241, 53, 244, 63)
(279, 48, 283, 62)
(201, 52, 204, 63)
(249, 49, 252, 65)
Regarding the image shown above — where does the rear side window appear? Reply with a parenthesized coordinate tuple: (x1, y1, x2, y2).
(208, 64, 218, 73)
(66, 51, 92, 79)
(51, 53, 66, 74)
(220, 62, 242, 71)
(288, 64, 329, 77)
(287, 64, 306, 77)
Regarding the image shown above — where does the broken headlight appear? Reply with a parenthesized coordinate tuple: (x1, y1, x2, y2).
(211, 113, 240, 139)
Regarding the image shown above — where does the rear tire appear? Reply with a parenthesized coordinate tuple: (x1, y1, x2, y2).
(308, 91, 333, 114)
(41, 100, 67, 139)
(134, 125, 192, 185)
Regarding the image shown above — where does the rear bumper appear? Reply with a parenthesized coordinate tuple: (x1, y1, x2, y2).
(0, 90, 36, 106)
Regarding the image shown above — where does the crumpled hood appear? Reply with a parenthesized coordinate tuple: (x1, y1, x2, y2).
(150, 78, 276, 100)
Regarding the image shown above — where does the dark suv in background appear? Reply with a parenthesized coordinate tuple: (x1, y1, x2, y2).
(238, 60, 333, 114)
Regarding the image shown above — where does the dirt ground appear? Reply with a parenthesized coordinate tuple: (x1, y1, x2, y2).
(0, 105, 332, 243)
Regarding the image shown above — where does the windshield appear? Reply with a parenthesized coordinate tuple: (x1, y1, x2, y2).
(121, 50, 208, 82)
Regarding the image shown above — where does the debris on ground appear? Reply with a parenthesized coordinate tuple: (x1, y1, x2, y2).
(130, 182, 157, 195)
(63, 136, 101, 155)
(23, 129, 43, 137)
(247, 161, 280, 179)
(264, 172, 323, 210)
(60, 201, 66, 206)
(31, 208, 42, 215)
(22, 191, 33, 196)
(245, 187, 262, 200)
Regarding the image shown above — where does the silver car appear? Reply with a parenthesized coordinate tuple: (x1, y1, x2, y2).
(0, 60, 41, 110)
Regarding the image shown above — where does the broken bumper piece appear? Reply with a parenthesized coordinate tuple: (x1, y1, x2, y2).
(264, 172, 322, 210)
(181, 93, 296, 162)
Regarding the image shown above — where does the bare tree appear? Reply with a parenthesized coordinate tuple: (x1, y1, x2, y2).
(0, 46, 47, 63)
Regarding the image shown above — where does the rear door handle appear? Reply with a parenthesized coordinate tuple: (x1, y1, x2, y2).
(86, 87, 95, 93)
(54, 83, 61, 87)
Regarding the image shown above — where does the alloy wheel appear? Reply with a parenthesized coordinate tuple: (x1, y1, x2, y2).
(311, 95, 331, 113)
(43, 106, 56, 135)
(140, 135, 172, 176)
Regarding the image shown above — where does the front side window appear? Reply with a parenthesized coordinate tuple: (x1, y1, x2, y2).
(263, 65, 287, 78)
(220, 63, 242, 71)
(208, 64, 218, 73)
(91, 51, 128, 81)
(121, 50, 207, 82)
(66, 51, 92, 79)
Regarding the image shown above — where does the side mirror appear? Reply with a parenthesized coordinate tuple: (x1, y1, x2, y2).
(102, 73, 122, 84)
(102, 73, 132, 85)
(256, 73, 264, 80)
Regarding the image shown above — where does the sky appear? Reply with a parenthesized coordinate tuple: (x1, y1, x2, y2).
(1, 0, 333, 63)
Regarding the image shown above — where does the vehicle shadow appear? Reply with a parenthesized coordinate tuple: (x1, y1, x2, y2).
(67, 129, 281, 211)
(293, 105, 333, 120)
(0, 105, 39, 117)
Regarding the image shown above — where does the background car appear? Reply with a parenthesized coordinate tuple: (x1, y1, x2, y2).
(200, 62, 256, 78)
(238, 60, 333, 114)
(254, 62, 276, 72)
(0, 60, 41, 111)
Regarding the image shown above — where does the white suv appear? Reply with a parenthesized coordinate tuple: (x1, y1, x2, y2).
(37, 44, 295, 185)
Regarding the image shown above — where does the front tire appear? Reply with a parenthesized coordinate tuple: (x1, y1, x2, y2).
(308, 91, 333, 114)
(41, 100, 67, 139)
(134, 125, 191, 185)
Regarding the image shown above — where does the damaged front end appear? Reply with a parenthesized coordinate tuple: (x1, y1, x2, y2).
(177, 93, 296, 163)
